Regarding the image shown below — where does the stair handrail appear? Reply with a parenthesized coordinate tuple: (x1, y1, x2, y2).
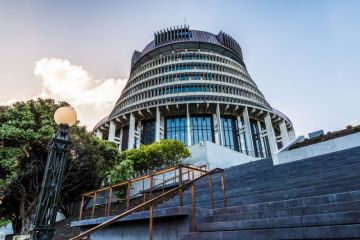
(78, 164, 207, 219)
(70, 167, 225, 240)
(81, 164, 207, 196)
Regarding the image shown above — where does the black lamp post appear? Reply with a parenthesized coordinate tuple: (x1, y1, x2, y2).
(31, 106, 77, 240)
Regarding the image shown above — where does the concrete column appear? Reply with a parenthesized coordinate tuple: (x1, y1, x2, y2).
(257, 120, 267, 157)
(213, 114, 220, 145)
(237, 116, 246, 153)
(96, 129, 103, 139)
(216, 103, 223, 145)
(186, 104, 191, 146)
(242, 107, 255, 156)
(118, 127, 123, 151)
(136, 121, 142, 148)
(279, 121, 290, 147)
(128, 113, 136, 149)
(108, 121, 116, 142)
(155, 107, 161, 142)
(160, 117, 165, 139)
(264, 113, 278, 155)
(288, 128, 296, 141)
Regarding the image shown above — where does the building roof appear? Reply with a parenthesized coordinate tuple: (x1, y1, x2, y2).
(131, 26, 245, 71)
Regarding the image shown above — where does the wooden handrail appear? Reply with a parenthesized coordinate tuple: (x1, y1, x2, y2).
(70, 168, 224, 240)
(78, 165, 207, 220)
(82, 164, 206, 196)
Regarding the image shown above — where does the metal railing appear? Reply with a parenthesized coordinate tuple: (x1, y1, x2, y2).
(78, 164, 207, 220)
(71, 167, 225, 240)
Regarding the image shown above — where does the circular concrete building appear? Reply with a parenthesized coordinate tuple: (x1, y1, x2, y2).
(94, 26, 295, 159)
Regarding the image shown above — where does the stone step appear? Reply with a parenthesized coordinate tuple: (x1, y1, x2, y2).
(157, 189, 360, 210)
(211, 190, 360, 214)
(220, 161, 360, 185)
(183, 173, 360, 200)
(180, 224, 360, 240)
(196, 177, 360, 200)
(189, 166, 360, 194)
(174, 148, 360, 240)
(203, 200, 360, 222)
(195, 161, 360, 191)
(159, 182, 360, 208)
(186, 177, 360, 202)
(198, 211, 360, 231)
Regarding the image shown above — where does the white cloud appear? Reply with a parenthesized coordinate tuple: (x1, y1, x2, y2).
(1, 58, 126, 129)
(0, 58, 127, 129)
(34, 58, 127, 109)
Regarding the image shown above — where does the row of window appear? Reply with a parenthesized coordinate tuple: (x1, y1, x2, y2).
(130, 50, 246, 79)
(117, 114, 282, 157)
(123, 115, 272, 156)
(112, 95, 269, 119)
(126, 61, 255, 93)
(117, 83, 267, 111)
(118, 72, 263, 103)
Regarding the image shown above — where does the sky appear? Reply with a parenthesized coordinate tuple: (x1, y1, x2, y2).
(0, 0, 359, 136)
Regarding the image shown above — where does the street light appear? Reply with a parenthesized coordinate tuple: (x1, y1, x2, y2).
(31, 106, 77, 240)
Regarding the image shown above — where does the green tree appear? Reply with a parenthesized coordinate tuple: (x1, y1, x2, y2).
(0, 99, 122, 234)
(109, 139, 191, 183)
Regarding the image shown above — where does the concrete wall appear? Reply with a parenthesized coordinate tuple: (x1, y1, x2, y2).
(83, 216, 189, 240)
(273, 132, 360, 165)
(185, 141, 259, 169)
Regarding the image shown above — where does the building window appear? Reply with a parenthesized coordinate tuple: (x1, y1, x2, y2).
(250, 120, 264, 158)
(190, 115, 214, 144)
(141, 119, 156, 145)
(260, 121, 272, 158)
(220, 115, 240, 152)
(165, 115, 187, 145)
(121, 125, 129, 151)
(274, 128, 283, 150)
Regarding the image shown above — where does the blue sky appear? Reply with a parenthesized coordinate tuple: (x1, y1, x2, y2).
(0, 0, 359, 136)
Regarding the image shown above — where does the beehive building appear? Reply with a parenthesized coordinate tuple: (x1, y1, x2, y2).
(94, 26, 295, 158)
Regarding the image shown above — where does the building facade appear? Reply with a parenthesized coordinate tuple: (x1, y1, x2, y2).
(94, 26, 295, 158)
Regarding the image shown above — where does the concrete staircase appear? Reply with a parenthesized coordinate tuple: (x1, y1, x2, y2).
(156, 146, 360, 239)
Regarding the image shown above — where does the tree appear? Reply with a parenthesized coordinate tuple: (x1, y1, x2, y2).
(0, 99, 122, 234)
(109, 139, 191, 183)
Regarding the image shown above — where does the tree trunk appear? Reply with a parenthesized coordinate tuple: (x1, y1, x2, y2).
(20, 215, 32, 235)
(12, 218, 22, 235)
(19, 194, 37, 235)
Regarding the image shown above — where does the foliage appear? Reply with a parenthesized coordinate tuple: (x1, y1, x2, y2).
(0, 99, 122, 234)
(109, 139, 191, 184)
(0, 218, 10, 227)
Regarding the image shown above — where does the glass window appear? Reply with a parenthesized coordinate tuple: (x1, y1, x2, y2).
(260, 121, 272, 158)
(165, 115, 187, 145)
(250, 120, 265, 158)
(190, 115, 214, 144)
(220, 116, 241, 152)
(121, 125, 129, 151)
(141, 119, 156, 145)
